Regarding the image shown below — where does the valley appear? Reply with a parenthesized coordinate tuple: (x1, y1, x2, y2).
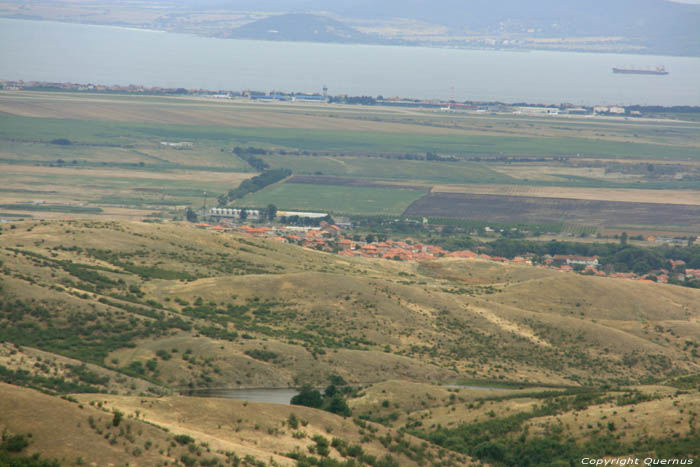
(0, 89, 699, 466)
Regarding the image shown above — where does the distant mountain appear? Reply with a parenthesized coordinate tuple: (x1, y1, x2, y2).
(227, 13, 372, 43)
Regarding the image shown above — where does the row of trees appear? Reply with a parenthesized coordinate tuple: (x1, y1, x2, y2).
(217, 168, 292, 206)
(232, 146, 270, 171)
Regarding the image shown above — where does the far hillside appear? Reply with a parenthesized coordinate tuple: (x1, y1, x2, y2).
(228, 14, 373, 43)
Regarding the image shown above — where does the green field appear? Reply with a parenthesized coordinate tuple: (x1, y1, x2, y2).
(2, 93, 700, 228)
(2, 113, 699, 160)
(239, 183, 429, 215)
(263, 154, 514, 184)
(0, 140, 251, 172)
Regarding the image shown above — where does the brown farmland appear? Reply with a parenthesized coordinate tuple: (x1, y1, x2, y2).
(403, 192, 700, 228)
(432, 183, 700, 206)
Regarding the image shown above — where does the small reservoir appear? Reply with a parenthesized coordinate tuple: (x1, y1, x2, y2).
(185, 388, 300, 405)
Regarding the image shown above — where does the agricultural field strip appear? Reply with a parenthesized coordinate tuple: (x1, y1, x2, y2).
(0, 93, 477, 134)
(1, 114, 697, 160)
(240, 183, 428, 215)
(2, 92, 699, 147)
(286, 174, 430, 191)
(0, 163, 251, 183)
(403, 192, 700, 228)
(0, 144, 252, 172)
(431, 184, 700, 206)
(6, 91, 700, 132)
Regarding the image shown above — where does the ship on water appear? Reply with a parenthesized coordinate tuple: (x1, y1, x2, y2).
(612, 66, 669, 75)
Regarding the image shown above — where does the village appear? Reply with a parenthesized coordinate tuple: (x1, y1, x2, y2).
(193, 211, 700, 286)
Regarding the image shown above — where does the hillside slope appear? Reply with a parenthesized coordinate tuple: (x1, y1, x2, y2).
(2, 219, 700, 465)
(1, 219, 699, 390)
(1, 382, 463, 466)
(228, 14, 373, 43)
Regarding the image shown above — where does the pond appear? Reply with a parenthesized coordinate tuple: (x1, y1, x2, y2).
(184, 387, 300, 405)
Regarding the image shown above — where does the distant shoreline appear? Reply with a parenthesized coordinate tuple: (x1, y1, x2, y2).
(2, 16, 699, 58)
(3, 79, 700, 116)
(3, 17, 699, 107)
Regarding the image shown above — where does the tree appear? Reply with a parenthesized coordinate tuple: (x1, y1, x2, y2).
(291, 385, 323, 408)
(326, 395, 351, 417)
(112, 409, 124, 427)
(239, 209, 248, 221)
(185, 207, 198, 223)
(632, 259, 651, 275)
(328, 374, 347, 386)
(265, 204, 277, 222)
(620, 232, 628, 245)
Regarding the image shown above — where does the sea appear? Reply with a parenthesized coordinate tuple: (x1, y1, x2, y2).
(1, 18, 700, 106)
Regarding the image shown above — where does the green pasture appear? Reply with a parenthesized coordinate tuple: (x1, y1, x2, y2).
(0, 140, 250, 172)
(239, 184, 429, 215)
(0, 168, 228, 210)
(263, 154, 513, 184)
(2, 114, 699, 160)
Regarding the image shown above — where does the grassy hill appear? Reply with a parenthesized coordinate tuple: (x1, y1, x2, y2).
(228, 14, 373, 43)
(2, 219, 700, 465)
(1, 219, 699, 388)
(1, 382, 462, 466)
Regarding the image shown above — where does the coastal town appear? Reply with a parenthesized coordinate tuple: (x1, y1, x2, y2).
(0, 79, 643, 117)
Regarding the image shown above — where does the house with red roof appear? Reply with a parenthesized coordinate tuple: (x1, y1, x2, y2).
(686, 269, 700, 279)
(337, 239, 354, 249)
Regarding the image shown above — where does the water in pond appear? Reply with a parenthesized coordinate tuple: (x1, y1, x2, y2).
(185, 388, 300, 405)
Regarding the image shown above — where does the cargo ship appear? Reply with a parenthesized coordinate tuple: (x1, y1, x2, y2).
(612, 66, 669, 75)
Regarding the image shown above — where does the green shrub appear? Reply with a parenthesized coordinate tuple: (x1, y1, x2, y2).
(174, 434, 195, 445)
(1, 434, 29, 452)
(180, 454, 197, 467)
(112, 409, 124, 427)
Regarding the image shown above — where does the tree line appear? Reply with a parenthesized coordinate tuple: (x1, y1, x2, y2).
(217, 168, 292, 206)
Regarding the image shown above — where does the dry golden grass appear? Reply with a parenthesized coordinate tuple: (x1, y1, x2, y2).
(0, 383, 177, 466)
(70, 392, 466, 466)
(2, 220, 700, 388)
(349, 379, 542, 415)
(525, 386, 700, 442)
(3, 220, 700, 464)
(0, 343, 158, 395)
